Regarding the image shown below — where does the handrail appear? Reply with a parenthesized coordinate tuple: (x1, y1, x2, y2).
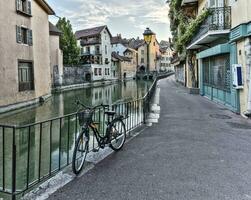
(0, 72, 174, 199)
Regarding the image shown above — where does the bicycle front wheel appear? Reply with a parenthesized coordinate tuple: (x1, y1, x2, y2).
(72, 131, 89, 175)
(109, 119, 126, 151)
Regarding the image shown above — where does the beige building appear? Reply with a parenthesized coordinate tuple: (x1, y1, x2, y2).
(0, 0, 59, 113)
(230, 0, 251, 116)
(49, 22, 63, 87)
(111, 52, 135, 80)
(175, 0, 251, 116)
(136, 32, 161, 73)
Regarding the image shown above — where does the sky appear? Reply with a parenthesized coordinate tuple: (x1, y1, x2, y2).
(47, 0, 171, 41)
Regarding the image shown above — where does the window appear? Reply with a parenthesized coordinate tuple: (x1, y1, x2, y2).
(86, 46, 90, 54)
(16, 0, 32, 16)
(105, 58, 109, 64)
(18, 61, 34, 92)
(94, 68, 98, 76)
(108, 69, 110, 75)
(105, 45, 108, 54)
(95, 46, 100, 54)
(141, 58, 144, 63)
(203, 54, 230, 91)
(141, 50, 144, 55)
(16, 26, 32, 45)
(81, 48, 84, 55)
(99, 68, 102, 76)
(105, 68, 107, 75)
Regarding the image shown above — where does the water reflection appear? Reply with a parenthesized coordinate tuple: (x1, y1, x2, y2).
(0, 80, 152, 197)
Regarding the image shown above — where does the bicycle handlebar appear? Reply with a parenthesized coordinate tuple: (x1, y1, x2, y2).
(75, 100, 109, 111)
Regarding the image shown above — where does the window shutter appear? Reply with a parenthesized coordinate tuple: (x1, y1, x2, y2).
(27, 0, 31, 15)
(16, 0, 21, 11)
(28, 29, 33, 46)
(16, 26, 22, 43)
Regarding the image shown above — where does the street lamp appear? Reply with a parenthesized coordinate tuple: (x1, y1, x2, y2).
(143, 28, 154, 77)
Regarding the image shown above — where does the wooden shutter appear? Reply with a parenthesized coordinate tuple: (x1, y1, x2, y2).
(27, 0, 31, 15)
(16, 26, 22, 43)
(28, 29, 33, 46)
(16, 0, 21, 11)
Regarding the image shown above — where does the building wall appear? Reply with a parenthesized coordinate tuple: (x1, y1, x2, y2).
(231, 0, 250, 28)
(101, 28, 112, 80)
(49, 35, 63, 86)
(121, 61, 136, 80)
(0, 0, 51, 107)
(137, 35, 159, 72)
(236, 37, 251, 115)
(112, 43, 127, 56)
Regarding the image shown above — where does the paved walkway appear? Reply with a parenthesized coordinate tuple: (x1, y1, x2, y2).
(48, 76, 251, 200)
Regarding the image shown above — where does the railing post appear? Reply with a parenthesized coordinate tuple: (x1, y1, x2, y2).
(12, 128, 16, 200)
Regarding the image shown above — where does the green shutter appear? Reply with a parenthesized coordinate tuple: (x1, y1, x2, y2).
(28, 29, 33, 46)
(16, 25, 22, 43)
(16, 0, 21, 11)
(27, 0, 31, 15)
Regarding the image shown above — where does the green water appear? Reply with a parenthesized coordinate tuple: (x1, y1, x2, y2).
(0, 80, 152, 198)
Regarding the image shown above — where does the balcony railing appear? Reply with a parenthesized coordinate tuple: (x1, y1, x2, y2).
(80, 38, 101, 46)
(188, 7, 231, 48)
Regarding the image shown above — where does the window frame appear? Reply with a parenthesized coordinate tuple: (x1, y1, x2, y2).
(18, 60, 34, 92)
(16, 0, 32, 17)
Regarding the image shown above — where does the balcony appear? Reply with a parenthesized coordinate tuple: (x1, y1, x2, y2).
(80, 38, 101, 46)
(187, 7, 231, 50)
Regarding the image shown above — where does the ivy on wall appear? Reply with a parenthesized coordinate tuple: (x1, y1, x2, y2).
(169, 0, 210, 53)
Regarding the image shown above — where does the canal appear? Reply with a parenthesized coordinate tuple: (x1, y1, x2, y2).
(0, 80, 153, 199)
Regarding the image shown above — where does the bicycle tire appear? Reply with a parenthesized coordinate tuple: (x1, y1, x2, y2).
(72, 131, 89, 175)
(109, 119, 126, 151)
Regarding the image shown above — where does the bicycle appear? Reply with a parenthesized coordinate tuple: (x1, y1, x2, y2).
(72, 100, 127, 175)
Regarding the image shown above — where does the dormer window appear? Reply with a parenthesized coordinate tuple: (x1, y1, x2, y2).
(16, 0, 32, 16)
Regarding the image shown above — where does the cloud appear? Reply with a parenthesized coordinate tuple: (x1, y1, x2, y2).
(48, 0, 171, 40)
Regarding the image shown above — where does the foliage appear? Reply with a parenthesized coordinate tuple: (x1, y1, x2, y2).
(176, 9, 210, 53)
(56, 17, 80, 65)
(169, 0, 210, 53)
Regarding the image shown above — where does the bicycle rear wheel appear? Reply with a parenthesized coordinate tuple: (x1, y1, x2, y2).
(109, 119, 126, 151)
(72, 131, 89, 175)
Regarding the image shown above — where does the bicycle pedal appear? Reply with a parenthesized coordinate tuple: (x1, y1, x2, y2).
(92, 148, 99, 152)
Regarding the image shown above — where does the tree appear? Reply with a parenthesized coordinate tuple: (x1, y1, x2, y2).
(56, 17, 80, 65)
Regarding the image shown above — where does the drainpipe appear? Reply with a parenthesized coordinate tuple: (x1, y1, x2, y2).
(245, 38, 251, 116)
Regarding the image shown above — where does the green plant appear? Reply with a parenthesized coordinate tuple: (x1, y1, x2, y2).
(56, 17, 80, 65)
(176, 9, 210, 53)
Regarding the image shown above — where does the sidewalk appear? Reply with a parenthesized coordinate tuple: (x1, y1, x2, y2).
(47, 76, 251, 200)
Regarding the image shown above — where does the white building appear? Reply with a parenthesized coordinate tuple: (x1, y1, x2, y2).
(75, 25, 112, 81)
(111, 34, 128, 56)
(160, 40, 174, 72)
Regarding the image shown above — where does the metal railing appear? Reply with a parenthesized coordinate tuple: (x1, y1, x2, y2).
(188, 7, 231, 46)
(0, 73, 173, 199)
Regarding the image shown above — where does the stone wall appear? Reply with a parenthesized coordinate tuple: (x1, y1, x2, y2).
(61, 66, 92, 86)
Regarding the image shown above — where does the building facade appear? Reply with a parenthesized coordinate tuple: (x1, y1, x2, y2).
(49, 22, 63, 87)
(111, 52, 135, 80)
(0, 0, 56, 112)
(178, 0, 251, 116)
(137, 32, 161, 73)
(75, 26, 112, 81)
(111, 34, 128, 56)
(160, 40, 174, 72)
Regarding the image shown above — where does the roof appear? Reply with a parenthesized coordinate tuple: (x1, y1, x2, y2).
(75, 25, 112, 40)
(49, 22, 62, 36)
(35, 0, 55, 15)
(112, 52, 131, 62)
(124, 47, 137, 54)
(128, 38, 145, 50)
(111, 35, 128, 45)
